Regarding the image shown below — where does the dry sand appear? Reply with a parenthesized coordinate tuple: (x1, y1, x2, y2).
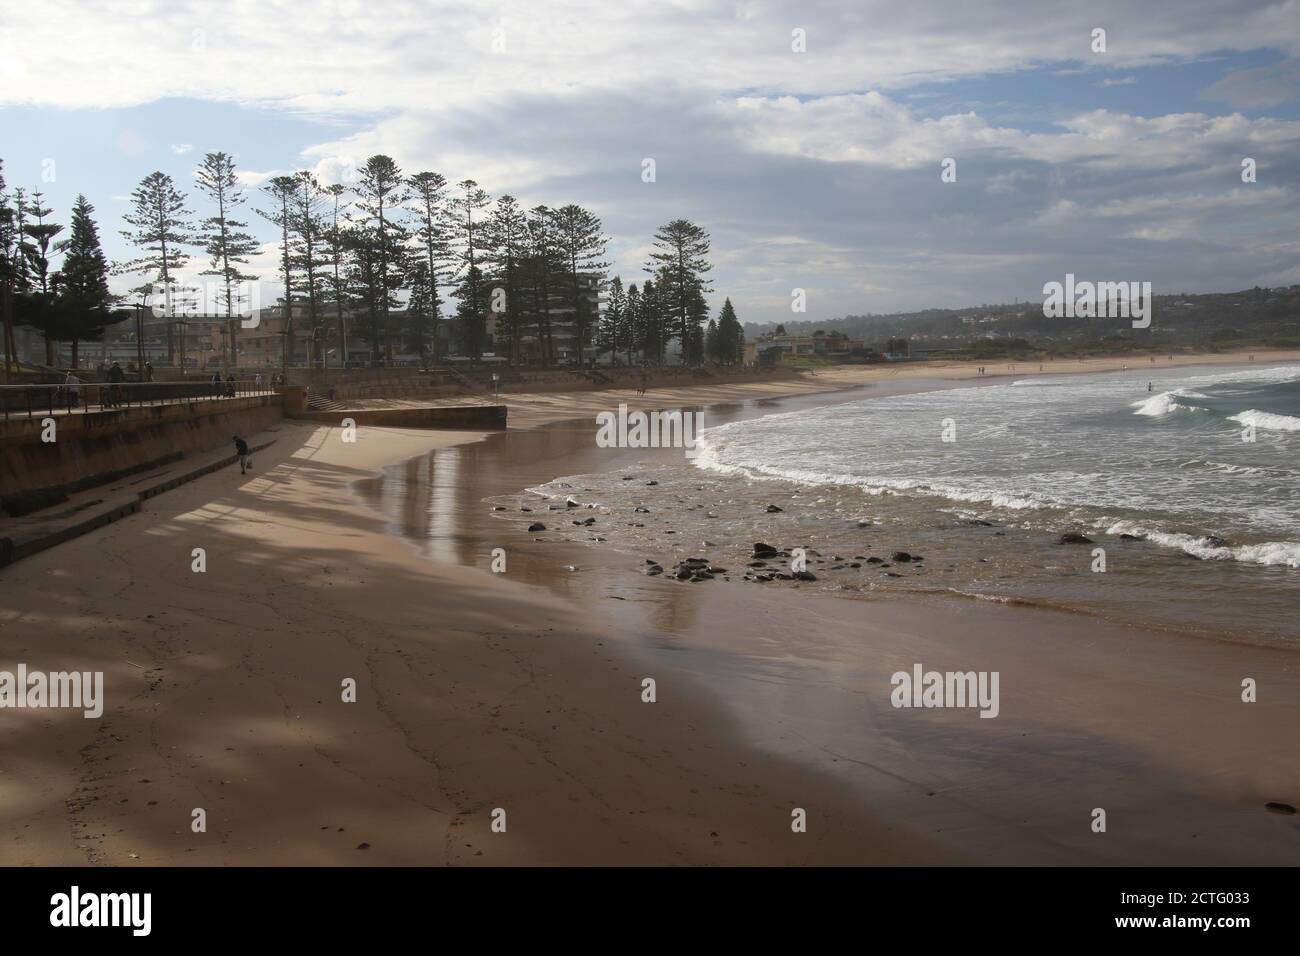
(1, 351, 1297, 865)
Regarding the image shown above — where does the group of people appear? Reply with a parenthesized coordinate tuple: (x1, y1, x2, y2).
(210, 370, 239, 398)
(54, 361, 288, 410)
(103, 362, 126, 405)
(210, 370, 285, 397)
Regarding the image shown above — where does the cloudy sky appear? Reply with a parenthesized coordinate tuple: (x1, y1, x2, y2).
(3, 0, 1300, 325)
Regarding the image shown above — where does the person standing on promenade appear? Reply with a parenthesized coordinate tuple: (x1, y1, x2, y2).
(233, 436, 251, 474)
(63, 370, 82, 409)
(106, 361, 125, 407)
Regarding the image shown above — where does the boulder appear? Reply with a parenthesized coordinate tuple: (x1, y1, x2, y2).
(1056, 532, 1093, 544)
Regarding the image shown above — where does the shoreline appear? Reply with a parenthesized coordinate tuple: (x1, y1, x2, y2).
(363, 348, 1300, 422)
(1, 354, 1296, 864)
(0, 412, 946, 865)
(349, 357, 1299, 863)
(471, 355, 1299, 650)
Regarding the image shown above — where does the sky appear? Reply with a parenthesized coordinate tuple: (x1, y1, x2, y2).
(3, 0, 1300, 326)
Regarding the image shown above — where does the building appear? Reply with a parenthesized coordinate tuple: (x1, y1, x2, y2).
(499, 274, 602, 365)
(748, 329, 864, 360)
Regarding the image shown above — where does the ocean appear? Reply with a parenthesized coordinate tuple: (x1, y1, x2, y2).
(516, 364, 1300, 644)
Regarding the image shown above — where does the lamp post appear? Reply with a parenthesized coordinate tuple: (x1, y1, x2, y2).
(134, 302, 146, 373)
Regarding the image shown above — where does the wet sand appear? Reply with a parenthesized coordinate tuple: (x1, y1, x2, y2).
(0, 404, 937, 865)
(357, 398, 1300, 865)
(2, 360, 1297, 865)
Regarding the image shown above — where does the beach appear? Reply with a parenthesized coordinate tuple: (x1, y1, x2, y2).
(2, 350, 1298, 865)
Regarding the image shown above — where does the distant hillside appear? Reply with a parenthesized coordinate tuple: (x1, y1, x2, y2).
(744, 286, 1300, 354)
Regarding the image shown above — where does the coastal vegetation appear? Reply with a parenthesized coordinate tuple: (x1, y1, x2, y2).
(746, 286, 1300, 358)
(1, 153, 740, 371)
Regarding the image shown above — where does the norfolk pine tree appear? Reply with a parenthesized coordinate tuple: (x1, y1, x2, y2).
(258, 175, 298, 372)
(645, 218, 712, 364)
(119, 171, 193, 366)
(408, 171, 449, 365)
(54, 195, 118, 369)
(550, 204, 608, 365)
(195, 152, 260, 367)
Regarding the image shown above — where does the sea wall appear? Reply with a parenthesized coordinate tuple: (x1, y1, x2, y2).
(0, 396, 282, 511)
(288, 404, 508, 430)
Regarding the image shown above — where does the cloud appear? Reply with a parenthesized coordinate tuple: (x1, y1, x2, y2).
(19, 0, 1300, 322)
(8, 0, 1300, 114)
(170, 143, 194, 155)
(236, 169, 288, 188)
(1203, 56, 1300, 108)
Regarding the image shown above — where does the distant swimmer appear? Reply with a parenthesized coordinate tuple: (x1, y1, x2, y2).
(1148, 382, 1153, 392)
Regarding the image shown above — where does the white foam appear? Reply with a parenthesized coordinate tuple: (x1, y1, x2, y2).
(1228, 409, 1300, 432)
(1104, 521, 1300, 567)
(1130, 389, 1206, 417)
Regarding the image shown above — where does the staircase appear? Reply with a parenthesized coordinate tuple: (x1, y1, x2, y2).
(446, 369, 487, 393)
(306, 392, 348, 411)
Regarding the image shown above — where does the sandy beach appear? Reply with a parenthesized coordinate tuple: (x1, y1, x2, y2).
(2, 350, 1298, 866)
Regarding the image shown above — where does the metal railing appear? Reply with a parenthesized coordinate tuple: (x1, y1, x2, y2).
(0, 380, 280, 420)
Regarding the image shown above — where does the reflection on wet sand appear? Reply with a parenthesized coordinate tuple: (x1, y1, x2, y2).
(347, 384, 1300, 865)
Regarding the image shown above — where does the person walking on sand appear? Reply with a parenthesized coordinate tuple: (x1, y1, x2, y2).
(233, 436, 251, 474)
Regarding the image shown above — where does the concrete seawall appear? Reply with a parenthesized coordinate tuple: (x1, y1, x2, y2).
(0, 396, 283, 510)
(281, 389, 507, 430)
(288, 406, 508, 429)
